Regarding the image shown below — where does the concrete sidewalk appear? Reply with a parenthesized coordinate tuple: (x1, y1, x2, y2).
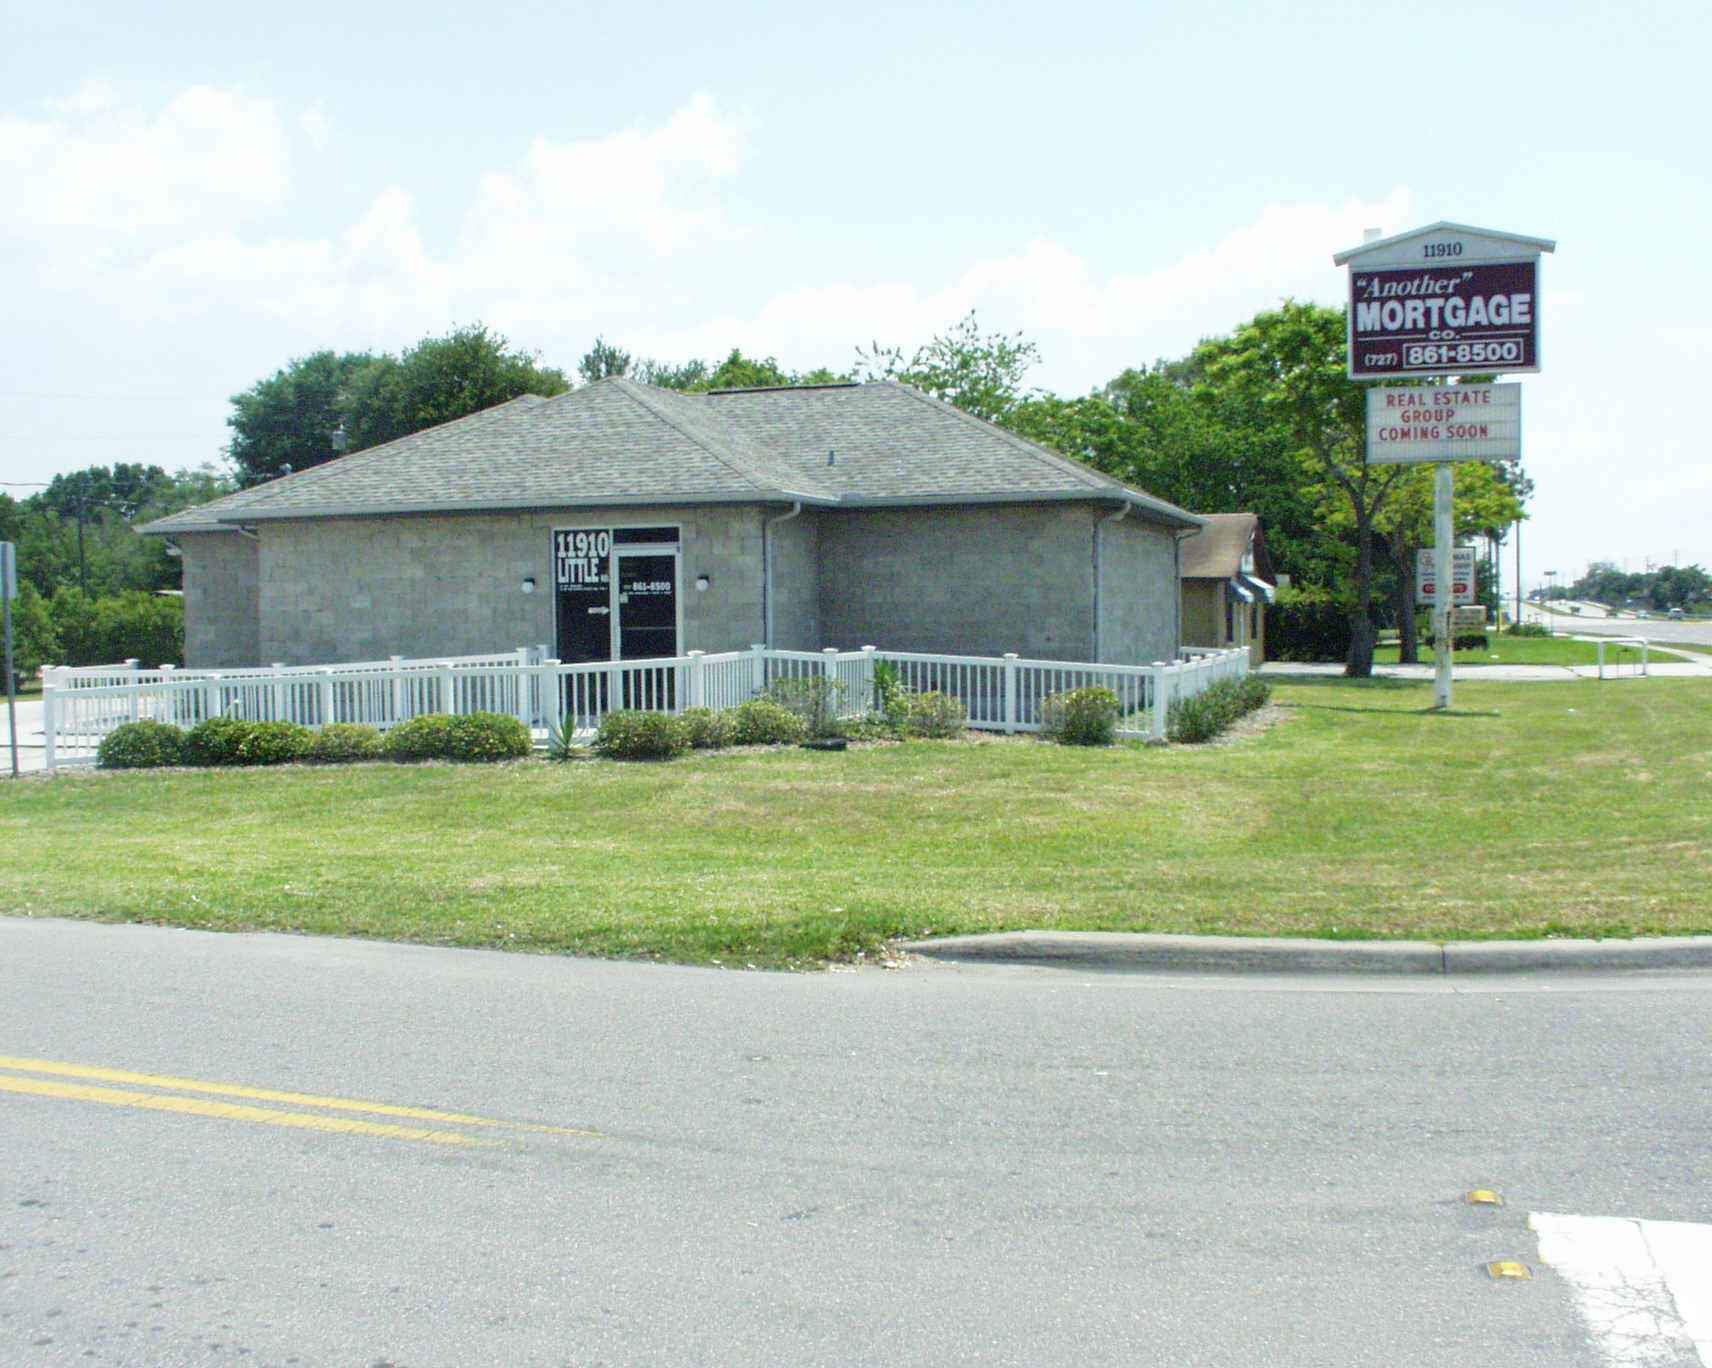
(0, 697, 45, 776)
(1260, 657, 1712, 682)
(899, 930, 1712, 976)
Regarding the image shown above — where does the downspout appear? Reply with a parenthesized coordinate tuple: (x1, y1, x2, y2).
(762, 502, 803, 648)
(1172, 526, 1197, 660)
(1093, 502, 1130, 662)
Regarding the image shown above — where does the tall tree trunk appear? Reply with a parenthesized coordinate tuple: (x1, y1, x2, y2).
(1345, 516, 1376, 677)
(1394, 546, 1419, 664)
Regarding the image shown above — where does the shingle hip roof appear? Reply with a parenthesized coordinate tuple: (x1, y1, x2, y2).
(141, 378, 1199, 534)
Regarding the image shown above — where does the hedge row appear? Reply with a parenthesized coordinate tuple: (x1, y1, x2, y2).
(590, 688, 972, 761)
(95, 712, 531, 770)
(1165, 676, 1272, 744)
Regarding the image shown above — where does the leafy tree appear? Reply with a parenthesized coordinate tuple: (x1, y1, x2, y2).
(1651, 565, 1712, 610)
(634, 347, 849, 393)
(1370, 462, 1525, 662)
(46, 588, 182, 668)
(578, 336, 633, 384)
(13, 463, 206, 599)
(4, 581, 56, 687)
(856, 310, 1039, 423)
(339, 324, 570, 453)
(228, 350, 378, 486)
(1197, 301, 1402, 677)
(228, 326, 569, 483)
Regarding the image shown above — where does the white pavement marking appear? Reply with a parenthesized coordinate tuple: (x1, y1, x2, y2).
(1532, 1212, 1712, 1366)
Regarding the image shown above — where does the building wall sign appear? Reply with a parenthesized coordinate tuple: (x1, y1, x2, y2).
(1366, 383, 1522, 464)
(1348, 260, 1539, 378)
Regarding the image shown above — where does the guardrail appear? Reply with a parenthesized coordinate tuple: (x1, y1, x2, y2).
(39, 643, 1250, 769)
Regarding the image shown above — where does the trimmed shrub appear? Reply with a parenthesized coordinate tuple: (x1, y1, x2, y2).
(729, 699, 808, 746)
(96, 720, 185, 770)
(1166, 676, 1272, 745)
(1040, 686, 1121, 746)
(301, 723, 384, 764)
(763, 676, 846, 737)
(382, 711, 533, 762)
(183, 717, 312, 766)
(679, 707, 735, 750)
(183, 717, 254, 767)
(594, 709, 689, 761)
(906, 690, 966, 739)
(239, 721, 313, 766)
(1504, 621, 1551, 639)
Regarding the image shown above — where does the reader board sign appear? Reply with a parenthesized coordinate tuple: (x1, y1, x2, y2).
(1366, 383, 1521, 464)
(1348, 259, 1538, 378)
(1417, 547, 1477, 606)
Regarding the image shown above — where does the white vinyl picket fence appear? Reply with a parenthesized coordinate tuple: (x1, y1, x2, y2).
(39, 643, 1249, 769)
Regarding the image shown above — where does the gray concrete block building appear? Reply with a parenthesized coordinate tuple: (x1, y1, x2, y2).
(142, 378, 1201, 669)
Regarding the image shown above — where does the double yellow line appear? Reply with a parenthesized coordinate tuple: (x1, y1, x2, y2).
(0, 1054, 600, 1149)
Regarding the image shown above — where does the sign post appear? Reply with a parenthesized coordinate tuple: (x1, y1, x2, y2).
(1334, 223, 1554, 709)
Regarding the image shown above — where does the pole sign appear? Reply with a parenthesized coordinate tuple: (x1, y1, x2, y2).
(1366, 383, 1522, 464)
(1334, 223, 1554, 382)
(0, 541, 15, 601)
(1348, 260, 1539, 379)
(1417, 547, 1477, 606)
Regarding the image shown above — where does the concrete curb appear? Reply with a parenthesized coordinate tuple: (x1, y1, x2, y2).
(896, 931, 1712, 976)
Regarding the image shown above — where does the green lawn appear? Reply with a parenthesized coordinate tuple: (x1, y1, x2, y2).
(1374, 637, 1685, 667)
(4, 677, 1710, 966)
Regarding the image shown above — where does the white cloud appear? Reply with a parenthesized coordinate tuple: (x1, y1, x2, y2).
(0, 84, 293, 242)
(44, 78, 120, 117)
(460, 91, 753, 261)
(633, 190, 1420, 389)
(298, 103, 332, 153)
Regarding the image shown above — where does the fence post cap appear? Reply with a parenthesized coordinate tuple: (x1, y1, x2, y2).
(1004, 652, 1019, 660)
(822, 647, 838, 655)
(860, 644, 876, 653)
(687, 649, 704, 658)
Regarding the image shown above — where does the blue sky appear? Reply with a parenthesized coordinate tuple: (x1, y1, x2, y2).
(3, 0, 1707, 589)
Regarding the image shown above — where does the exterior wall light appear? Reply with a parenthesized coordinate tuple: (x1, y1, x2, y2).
(521, 577, 536, 594)
(694, 575, 711, 592)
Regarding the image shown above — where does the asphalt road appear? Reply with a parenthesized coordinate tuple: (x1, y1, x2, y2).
(5, 918, 1712, 1367)
(1524, 601, 1712, 648)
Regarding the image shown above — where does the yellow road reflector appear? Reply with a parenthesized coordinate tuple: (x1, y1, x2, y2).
(1468, 1190, 1504, 1206)
(1487, 1261, 1532, 1280)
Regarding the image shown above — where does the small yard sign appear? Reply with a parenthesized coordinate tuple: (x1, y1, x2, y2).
(1417, 547, 1477, 605)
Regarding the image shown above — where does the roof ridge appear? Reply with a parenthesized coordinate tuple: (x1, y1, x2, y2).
(610, 378, 834, 501)
(883, 381, 1123, 491)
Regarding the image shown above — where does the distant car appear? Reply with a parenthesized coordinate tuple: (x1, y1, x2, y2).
(1669, 607, 1685, 620)
(1637, 609, 1650, 619)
